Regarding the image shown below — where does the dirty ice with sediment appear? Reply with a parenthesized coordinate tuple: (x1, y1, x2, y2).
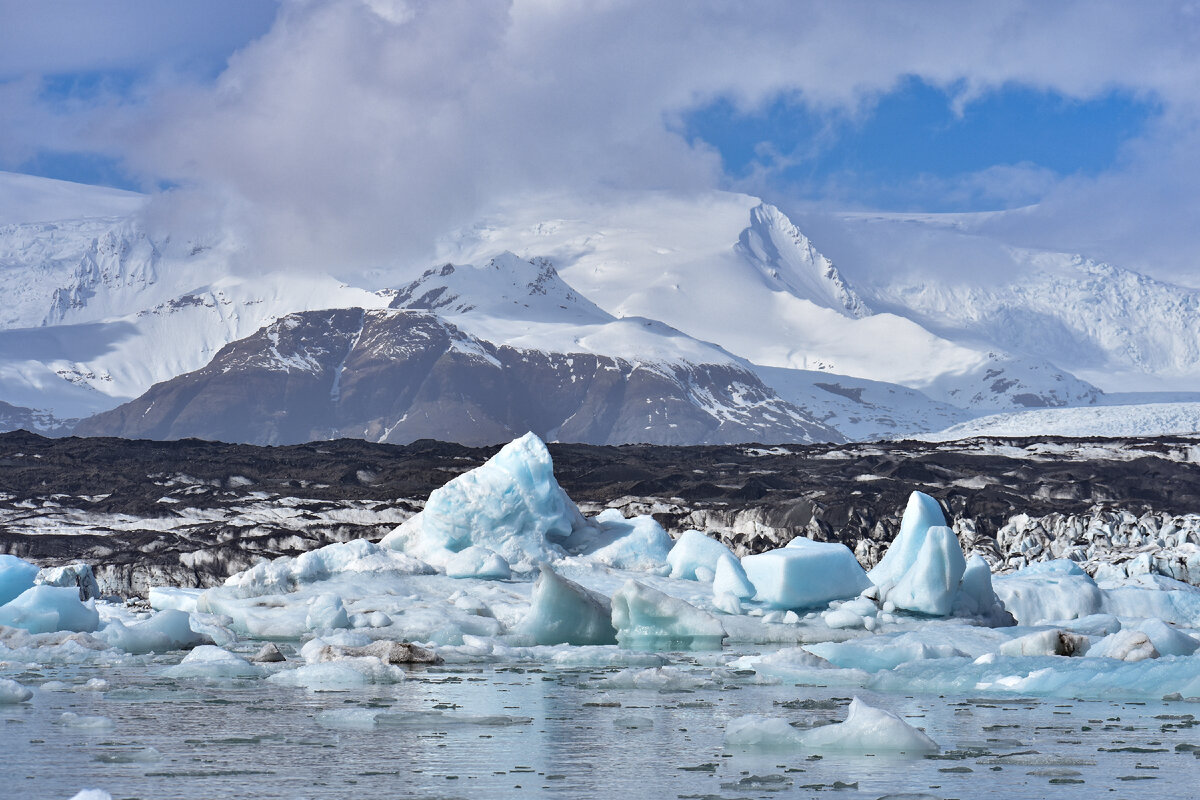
(3, 432, 1199, 799)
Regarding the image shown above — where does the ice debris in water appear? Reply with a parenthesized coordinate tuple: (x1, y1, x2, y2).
(69, 791, 112, 800)
(162, 645, 262, 679)
(35, 562, 101, 600)
(725, 697, 937, 755)
(381, 432, 593, 571)
(98, 609, 210, 654)
(306, 593, 350, 631)
(0, 585, 100, 634)
(611, 580, 725, 649)
(0, 677, 33, 704)
(713, 553, 756, 599)
(743, 537, 870, 609)
(518, 563, 617, 646)
(598, 666, 715, 690)
(267, 658, 406, 691)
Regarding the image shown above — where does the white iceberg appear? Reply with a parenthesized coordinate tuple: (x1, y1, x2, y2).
(518, 563, 617, 646)
(381, 432, 593, 571)
(741, 537, 870, 609)
(610, 579, 725, 648)
(667, 530, 739, 581)
(0, 585, 100, 634)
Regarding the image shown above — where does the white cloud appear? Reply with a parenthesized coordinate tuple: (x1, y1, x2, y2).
(4, 0, 1200, 279)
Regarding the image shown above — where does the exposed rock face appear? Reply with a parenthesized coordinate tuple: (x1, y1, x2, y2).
(75, 308, 839, 447)
(0, 400, 75, 436)
(0, 431, 1197, 596)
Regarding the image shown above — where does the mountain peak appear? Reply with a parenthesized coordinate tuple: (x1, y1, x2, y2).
(390, 252, 610, 324)
(737, 203, 872, 319)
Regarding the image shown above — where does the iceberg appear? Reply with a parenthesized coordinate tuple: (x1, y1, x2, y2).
(666, 530, 739, 581)
(581, 510, 673, 572)
(0, 585, 100, 634)
(712, 553, 756, 600)
(99, 609, 209, 654)
(381, 432, 593, 571)
(867, 491, 946, 587)
(887, 525, 966, 616)
(610, 580, 725, 649)
(0, 677, 33, 704)
(518, 564, 617, 646)
(162, 645, 262, 679)
(444, 546, 511, 579)
(0, 554, 39, 606)
(993, 560, 1103, 624)
(741, 537, 870, 609)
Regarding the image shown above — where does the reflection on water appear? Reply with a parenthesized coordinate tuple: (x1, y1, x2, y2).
(4, 655, 1197, 800)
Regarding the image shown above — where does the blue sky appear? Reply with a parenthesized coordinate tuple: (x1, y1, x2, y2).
(685, 79, 1160, 211)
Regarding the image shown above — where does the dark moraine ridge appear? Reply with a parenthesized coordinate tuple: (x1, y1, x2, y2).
(0, 429, 1197, 595)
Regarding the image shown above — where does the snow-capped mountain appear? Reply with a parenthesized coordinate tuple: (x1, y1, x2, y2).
(3, 171, 1199, 443)
(77, 304, 841, 446)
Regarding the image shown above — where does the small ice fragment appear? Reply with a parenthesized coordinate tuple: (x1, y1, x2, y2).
(0, 678, 33, 704)
(613, 714, 654, 729)
(724, 715, 805, 750)
(251, 643, 286, 663)
(1087, 629, 1159, 662)
(162, 645, 262, 679)
(59, 712, 114, 729)
(306, 593, 350, 631)
(798, 697, 938, 754)
(69, 791, 112, 800)
(999, 629, 1088, 657)
(100, 609, 209, 654)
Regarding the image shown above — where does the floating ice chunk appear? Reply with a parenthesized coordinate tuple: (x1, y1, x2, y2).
(59, 711, 114, 729)
(311, 639, 441, 665)
(381, 432, 592, 571)
(742, 538, 870, 609)
(444, 546, 511, 579)
(807, 634, 967, 671)
(728, 646, 833, 672)
(823, 607, 866, 629)
(799, 697, 938, 754)
(224, 538, 432, 598)
(306, 593, 350, 631)
(549, 647, 668, 669)
(886, 526, 966, 616)
(162, 645, 262, 679)
(713, 554, 756, 600)
(581, 511, 673, 572)
(667, 530, 739, 581)
(998, 629, 1089, 657)
(0, 554, 39, 606)
(267, 657, 405, 691)
(35, 563, 101, 600)
(147, 587, 202, 613)
(316, 708, 382, 729)
(1134, 618, 1199, 656)
(252, 643, 287, 663)
(0, 677, 32, 704)
(0, 585, 100, 634)
(951, 555, 1013, 623)
(1087, 629, 1159, 662)
(100, 609, 209, 654)
(614, 714, 653, 729)
(868, 491, 946, 587)
(724, 715, 805, 750)
(599, 666, 714, 690)
(69, 791, 112, 800)
(610, 580, 725, 649)
(993, 560, 1103, 625)
(518, 564, 617, 646)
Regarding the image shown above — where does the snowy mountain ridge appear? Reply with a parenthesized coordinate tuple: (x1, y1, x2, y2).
(0, 173, 1197, 443)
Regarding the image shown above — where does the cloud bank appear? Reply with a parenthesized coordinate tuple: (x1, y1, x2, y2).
(3, 0, 1200, 281)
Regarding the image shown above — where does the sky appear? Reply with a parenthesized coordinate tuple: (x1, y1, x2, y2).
(1, 0, 1198, 283)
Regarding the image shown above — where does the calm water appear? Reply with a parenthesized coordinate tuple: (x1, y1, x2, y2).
(3, 650, 1197, 800)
